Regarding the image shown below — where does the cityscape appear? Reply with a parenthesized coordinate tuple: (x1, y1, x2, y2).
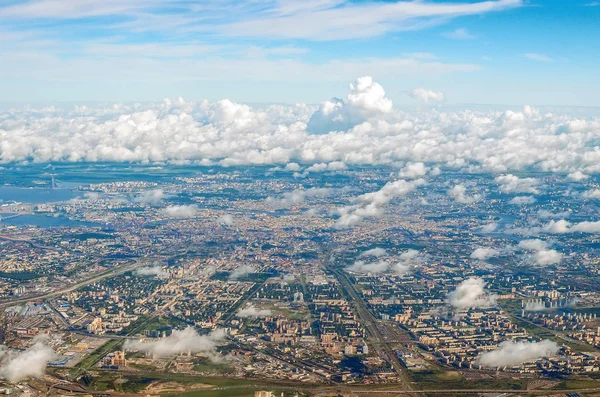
(1, 159, 600, 396)
(2, 0, 600, 396)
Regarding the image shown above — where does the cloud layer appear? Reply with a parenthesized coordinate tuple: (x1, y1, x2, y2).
(2, 77, 600, 176)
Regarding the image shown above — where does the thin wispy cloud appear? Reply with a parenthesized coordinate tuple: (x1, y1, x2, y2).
(443, 27, 476, 40)
(0, 0, 522, 42)
(524, 53, 553, 62)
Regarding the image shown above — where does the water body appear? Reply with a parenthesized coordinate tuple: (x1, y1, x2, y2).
(0, 214, 99, 228)
(0, 186, 79, 204)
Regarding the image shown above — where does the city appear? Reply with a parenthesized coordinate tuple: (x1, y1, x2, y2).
(1, 162, 600, 396)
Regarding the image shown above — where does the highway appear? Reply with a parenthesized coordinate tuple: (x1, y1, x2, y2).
(0, 258, 146, 308)
(327, 263, 413, 391)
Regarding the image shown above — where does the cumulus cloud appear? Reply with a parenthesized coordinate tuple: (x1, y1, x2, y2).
(447, 277, 497, 310)
(0, 338, 56, 382)
(136, 265, 168, 277)
(229, 265, 255, 280)
(471, 247, 500, 261)
(518, 239, 549, 251)
(237, 305, 272, 318)
(393, 249, 426, 275)
(567, 171, 589, 181)
(305, 161, 347, 172)
(532, 249, 563, 265)
(475, 339, 559, 367)
(335, 178, 426, 229)
(346, 260, 390, 274)
(409, 88, 445, 104)
(542, 219, 600, 234)
(495, 174, 539, 194)
(285, 162, 301, 172)
(124, 327, 225, 358)
(162, 204, 199, 218)
(399, 162, 429, 179)
(307, 76, 392, 134)
(2, 78, 600, 176)
(346, 249, 425, 275)
(448, 184, 480, 204)
(583, 189, 600, 199)
(518, 239, 562, 266)
(136, 189, 165, 204)
(509, 196, 536, 205)
(217, 214, 234, 226)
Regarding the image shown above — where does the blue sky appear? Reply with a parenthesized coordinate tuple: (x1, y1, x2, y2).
(1, 0, 599, 106)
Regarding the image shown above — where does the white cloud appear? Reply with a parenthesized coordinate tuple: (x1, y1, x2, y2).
(229, 264, 255, 280)
(268, 187, 336, 206)
(0, 338, 56, 382)
(409, 88, 445, 104)
(360, 247, 387, 257)
(448, 184, 481, 204)
(518, 239, 562, 266)
(442, 28, 475, 40)
(524, 53, 553, 62)
(475, 339, 559, 367)
(571, 221, 600, 233)
(218, 0, 522, 41)
(518, 239, 549, 251)
(447, 277, 497, 310)
(542, 219, 600, 234)
(2, 78, 600, 178)
(393, 249, 426, 275)
(538, 209, 571, 219)
(567, 171, 589, 181)
(305, 161, 347, 172)
(346, 249, 424, 275)
(471, 247, 500, 261)
(524, 301, 547, 312)
(480, 223, 498, 233)
(345, 259, 390, 274)
(217, 214, 234, 226)
(285, 162, 301, 172)
(162, 204, 199, 218)
(136, 189, 165, 204)
(124, 327, 225, 358)
(237, 305, 272, 318)
(335, 178, 426, 229)
(307, 76, 392, 134)
(583, 189, 600, 199)
(509, 196, 536, 205)
(399, 162, 429, 179)
(495, 174, 539, 194)
(532, 249, 563, 266)
(136, 265, 168, 277)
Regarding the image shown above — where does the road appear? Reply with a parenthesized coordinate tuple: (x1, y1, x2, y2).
(327, 264, 413, 391)
(0, 258, 146, 308)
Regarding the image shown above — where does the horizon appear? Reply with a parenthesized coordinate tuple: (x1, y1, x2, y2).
(1, 0, 600, 106)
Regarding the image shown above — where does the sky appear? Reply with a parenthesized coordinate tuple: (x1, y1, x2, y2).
(1, 0, 599, 106)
